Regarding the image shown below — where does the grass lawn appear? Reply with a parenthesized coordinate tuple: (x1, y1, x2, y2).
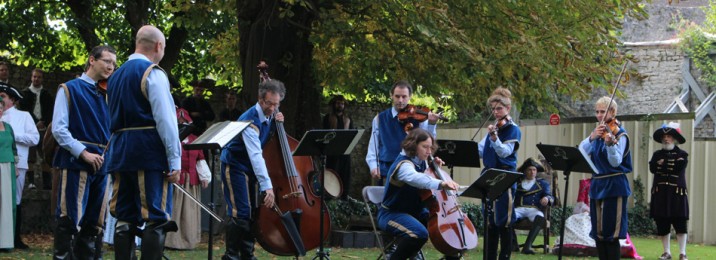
(1, 233, 715, 259)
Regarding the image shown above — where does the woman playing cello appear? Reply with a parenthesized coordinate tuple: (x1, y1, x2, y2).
(378, 128, 461, 260)
(479, 87, 521, 260)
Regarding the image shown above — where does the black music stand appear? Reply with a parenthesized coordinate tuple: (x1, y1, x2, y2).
(459, 168, 522, 260)
(184, 121, 251, 260)
(293, 129, 364, 260)
(536, 143, 598, 260)
(435, 140, 480, 177)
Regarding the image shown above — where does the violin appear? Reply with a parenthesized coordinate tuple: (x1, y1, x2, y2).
(398, 104, 448, 132)
(601, 118, 621, 140)
(97, 79, 108, 95)
(489, 115, 511, 136)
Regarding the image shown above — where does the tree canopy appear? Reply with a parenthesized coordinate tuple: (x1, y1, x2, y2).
(0, 0, 647, 133)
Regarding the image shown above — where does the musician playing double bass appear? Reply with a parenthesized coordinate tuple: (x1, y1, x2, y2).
(578, 96, 632, 260)
(366, 80, 440, 183)
(378, 128, 461, 260)
(219, 79, 283, 260)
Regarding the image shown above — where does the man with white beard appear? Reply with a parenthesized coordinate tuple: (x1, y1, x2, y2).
(648, 122, 689, 260)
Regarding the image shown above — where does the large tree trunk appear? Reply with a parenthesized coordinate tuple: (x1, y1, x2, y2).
(65, 0, 100, 52)
(237, 0, 320, 136)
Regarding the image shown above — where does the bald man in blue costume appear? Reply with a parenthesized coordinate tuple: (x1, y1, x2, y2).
(51, 45, 116, 259)
(578, 96, 632, 260)
(105, 25, 181, 260)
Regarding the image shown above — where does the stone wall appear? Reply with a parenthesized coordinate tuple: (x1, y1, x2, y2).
(563, 44, 686, 117)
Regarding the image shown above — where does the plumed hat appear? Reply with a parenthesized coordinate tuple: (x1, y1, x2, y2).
(517, 157, 545, 173)
(0, 82, 23, 101)
(653, 122, 686, 144)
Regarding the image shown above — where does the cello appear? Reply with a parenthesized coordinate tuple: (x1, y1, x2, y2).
(422, 156, 479, 256)
(252, 61, 330, 256)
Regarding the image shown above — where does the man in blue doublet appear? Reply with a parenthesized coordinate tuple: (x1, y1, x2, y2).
(51, 45, 116, 259)
(366, 81, 440, 183)
(105, 25, 181, 260)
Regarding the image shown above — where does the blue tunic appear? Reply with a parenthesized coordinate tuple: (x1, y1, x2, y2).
(106, 58, 168, 171)
(52, 78, 110, 174)
(588, 127, 632, 200)
(480, 120, 521, 227)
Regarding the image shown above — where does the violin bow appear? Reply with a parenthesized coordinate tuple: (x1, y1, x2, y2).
(600, 60, 629, 126)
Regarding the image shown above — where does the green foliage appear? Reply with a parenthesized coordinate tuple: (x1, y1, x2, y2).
(629, 176, 656, 236)
(327, 196, 372, 230)
(1, 0, 648, 120)
(549, 205, 574, 235)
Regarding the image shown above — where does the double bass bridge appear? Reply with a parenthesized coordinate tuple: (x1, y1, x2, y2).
(282, 191, 304, 199)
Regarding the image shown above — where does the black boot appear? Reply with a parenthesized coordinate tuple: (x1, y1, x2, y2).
(113, 223, 137, 260)
(222, 218, 242, 260)
(605, 240, 621, 260)
(595, 241, 607, 260)
(94, 230, 104, 260)
(511, 228, 519, 252)
(498, 227, 513, 260)
(75, 226, 101, 260)
(521, 216, 543, 255)
(140, 221, 177, 260)
(235, 218, 257, 260)
(53, 216, 77, 260)
(486, 226, 499, 260)
(14, 204, 29, 250)
(389, 237, 427, 260)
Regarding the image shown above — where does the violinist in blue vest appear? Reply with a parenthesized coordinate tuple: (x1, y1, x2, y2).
(219, 78, 283, 260)
(366, 81, 439, 183)
(51, 45, 116, 259)
(578, 96, 632, 260)
(105, 25, 182, 260)
(378, 128, 460, 260)
(513, 158, 553, 254)
(479, 87, 521, 260)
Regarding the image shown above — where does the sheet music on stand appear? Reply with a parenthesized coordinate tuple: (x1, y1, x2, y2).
(184, 121, 252, 150)
(577, 145, 600, 174)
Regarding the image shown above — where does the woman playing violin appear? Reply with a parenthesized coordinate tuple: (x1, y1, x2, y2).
(366, 81, 440, 182)
(578, 96, 632, 260)
(378, 128, 460, 260)
(478, 87, 521, 260)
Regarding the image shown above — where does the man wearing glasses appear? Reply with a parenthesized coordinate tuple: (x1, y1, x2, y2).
(219, 78, 283, 260)
(51, 45, 116, 259)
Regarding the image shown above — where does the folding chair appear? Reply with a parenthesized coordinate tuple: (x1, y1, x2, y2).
(362, 186, 395, 260)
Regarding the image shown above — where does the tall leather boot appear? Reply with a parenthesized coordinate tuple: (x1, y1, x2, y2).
(511, 228, 520, 252)
(222, 218, 241, 260)
(14, 204, 29, 250)
(75, 226, 101, 260)
(498, 227, 513, 260)
(486, 226, 499, 260)
(94, 230, 104, 260)
(389, 237, 427, 260)
(53, 216, 77, 260)
(606, 239, 621, 260)
(595, 241, 607, 260)
(113, 223, 137, 260)
(235, 218, 257, 260)
(521, 216, 544, 255)
(140, 221, 177, 260)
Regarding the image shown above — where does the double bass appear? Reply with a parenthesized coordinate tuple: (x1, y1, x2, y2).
(253, 61, 330, 256)
(422, 156, 478, 256)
